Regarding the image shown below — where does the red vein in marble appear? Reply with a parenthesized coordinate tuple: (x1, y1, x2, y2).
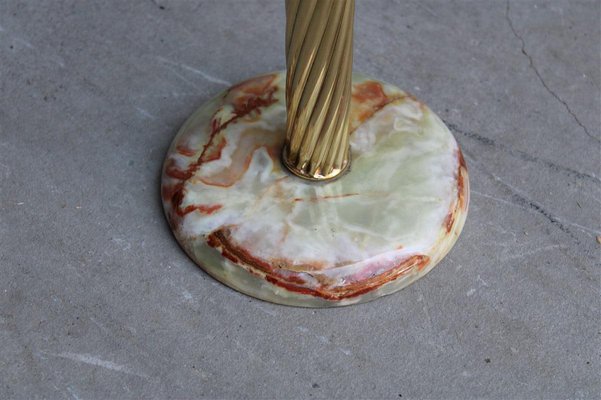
(163, 74, 279, 219)
(292, 193, 360, 202)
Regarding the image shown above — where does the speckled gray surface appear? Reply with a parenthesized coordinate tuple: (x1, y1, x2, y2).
(0, 1, 599, 399)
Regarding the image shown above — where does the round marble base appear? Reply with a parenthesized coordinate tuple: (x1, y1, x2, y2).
(161, 71, 469, 307)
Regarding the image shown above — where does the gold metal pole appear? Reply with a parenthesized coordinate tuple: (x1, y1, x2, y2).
(283, 0, 355, 181)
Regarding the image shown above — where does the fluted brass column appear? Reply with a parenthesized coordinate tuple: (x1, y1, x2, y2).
(283, 0, 355, 181)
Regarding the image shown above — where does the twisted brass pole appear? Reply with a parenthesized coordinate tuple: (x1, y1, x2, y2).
(283, 0, 355, 181)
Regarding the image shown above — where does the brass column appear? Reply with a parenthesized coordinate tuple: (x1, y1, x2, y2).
(283, 0, 355, 181)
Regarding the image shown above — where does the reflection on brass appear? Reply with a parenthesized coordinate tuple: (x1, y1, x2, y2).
(283, 0, 355, 181)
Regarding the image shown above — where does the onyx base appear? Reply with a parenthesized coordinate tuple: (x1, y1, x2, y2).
(161, 71, 469, 307)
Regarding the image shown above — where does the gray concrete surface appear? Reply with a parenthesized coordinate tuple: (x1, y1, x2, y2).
(1, 0, 599, 399)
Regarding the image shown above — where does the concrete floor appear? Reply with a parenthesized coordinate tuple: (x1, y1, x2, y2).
(1, 1, 599, 399)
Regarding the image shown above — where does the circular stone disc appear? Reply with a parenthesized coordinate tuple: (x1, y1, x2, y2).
(161, 71, 469, 307)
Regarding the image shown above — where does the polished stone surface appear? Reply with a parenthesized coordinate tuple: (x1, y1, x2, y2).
(162, 72, 468, 306)
(0, 0, 599, 398)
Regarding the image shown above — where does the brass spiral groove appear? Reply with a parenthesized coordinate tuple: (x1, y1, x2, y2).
(283, 0, 355, 181)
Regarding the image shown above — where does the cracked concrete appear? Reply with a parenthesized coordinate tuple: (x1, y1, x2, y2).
(0, 1, 599, 399)
(505, 0, 598, 143)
